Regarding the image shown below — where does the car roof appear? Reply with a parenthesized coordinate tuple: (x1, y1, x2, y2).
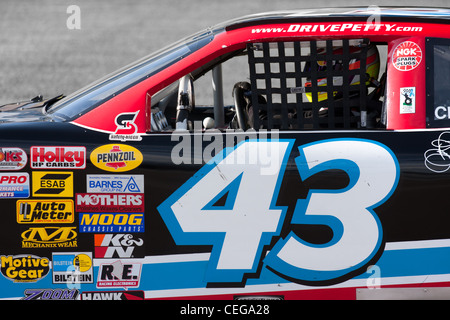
(223, 6, 450, 31)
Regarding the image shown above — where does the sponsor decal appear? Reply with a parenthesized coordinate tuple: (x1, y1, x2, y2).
(22, 288, 79, 300)
(87, 174, 144, 193)
(97, 260, 142, 289)
(76, 193, 144, 212)
(32, 171, 73, 197)
(434, 106, 450, 120)
(94, 234, 144, 258)
(79, 212, 144, 233)
(21, 226, 77, 248)
(52, 252, 93, 284)
(31, 146, 86, 169)
(0, 255, 50, 283)
(0, 148, 27, 170)
(0, 173, 30, 198)
(90, 144, 143, 172)
(400, 87, 416, 114)
(81, 290, 144, 300)
(17, 199, 74, 224)
(392, 41, 422, 71)
(109, 111, 143, 142)
(424, 132, 450, 173)
(252, 23, 423, 34)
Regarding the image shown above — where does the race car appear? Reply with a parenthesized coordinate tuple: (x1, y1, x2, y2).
(2, 6, 450, 300)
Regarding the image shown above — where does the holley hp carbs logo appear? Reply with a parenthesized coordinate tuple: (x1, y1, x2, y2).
(31, 146, 86, 169)
(90, 144, 143, 172)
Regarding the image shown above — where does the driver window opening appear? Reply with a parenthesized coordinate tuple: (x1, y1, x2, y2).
(150, 39, 387, 132)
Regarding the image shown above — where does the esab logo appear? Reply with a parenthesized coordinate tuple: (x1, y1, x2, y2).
(94, 234, 144, 258)
(21, 227, 77, 248)
(90, 144, 143, 172)
(31, 146, 86, 169)
(32, 171, 73, 197)
(0, 147, 27, 170)
(17, 199, 74, 224)
(0, 255, 50, 283)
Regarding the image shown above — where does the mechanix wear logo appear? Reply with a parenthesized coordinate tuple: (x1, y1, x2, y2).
(21, 227, 77, 248)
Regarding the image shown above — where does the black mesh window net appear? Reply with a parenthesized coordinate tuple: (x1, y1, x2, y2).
(246, 39, 382, 130)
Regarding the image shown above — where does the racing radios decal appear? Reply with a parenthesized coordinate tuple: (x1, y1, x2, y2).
(158, 138, 400, 284)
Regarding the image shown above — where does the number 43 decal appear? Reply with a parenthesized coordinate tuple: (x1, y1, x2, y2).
(158, 138, 399, 284)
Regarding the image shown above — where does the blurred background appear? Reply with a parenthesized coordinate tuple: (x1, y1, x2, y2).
(0, 0, 448, 105)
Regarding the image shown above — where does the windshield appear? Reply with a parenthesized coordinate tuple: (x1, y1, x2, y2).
(48, 29, 216, 120)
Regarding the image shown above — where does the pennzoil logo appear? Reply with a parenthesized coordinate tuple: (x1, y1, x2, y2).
(17, 199, 74, 224)
(0, 255, 50, 283)
(21, 227, 77, 248)
(32, 171, 73, 197)
(90, 144, 143, 172)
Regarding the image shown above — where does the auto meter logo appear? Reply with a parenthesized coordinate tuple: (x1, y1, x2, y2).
(91, 144, 143, 172)
(17, 199, 74, 224)
(31, 146, 86, 169)
(0, 148, 27, 170)
(0, 255, 50, 283)
(392, 41, 422, 71)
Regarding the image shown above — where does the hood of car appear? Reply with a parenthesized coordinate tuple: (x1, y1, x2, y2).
(0, 95, 64, 123)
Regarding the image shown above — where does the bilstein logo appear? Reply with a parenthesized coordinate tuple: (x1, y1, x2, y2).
(17, 199, 74, 224)
(21, 227, 77, 248)
(90, 144, 143, 172)
(0, 255, 50, 283)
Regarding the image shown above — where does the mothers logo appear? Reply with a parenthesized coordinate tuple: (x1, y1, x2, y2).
(91, 144, 143, 172)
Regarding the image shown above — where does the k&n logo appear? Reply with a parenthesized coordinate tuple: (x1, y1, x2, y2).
(94, 234, 144, 258)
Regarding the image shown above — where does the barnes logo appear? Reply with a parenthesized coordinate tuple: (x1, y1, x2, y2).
(90, 144, 143, 172)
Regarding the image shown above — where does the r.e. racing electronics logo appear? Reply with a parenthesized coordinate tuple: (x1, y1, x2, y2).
(158, 138, 400, 285)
